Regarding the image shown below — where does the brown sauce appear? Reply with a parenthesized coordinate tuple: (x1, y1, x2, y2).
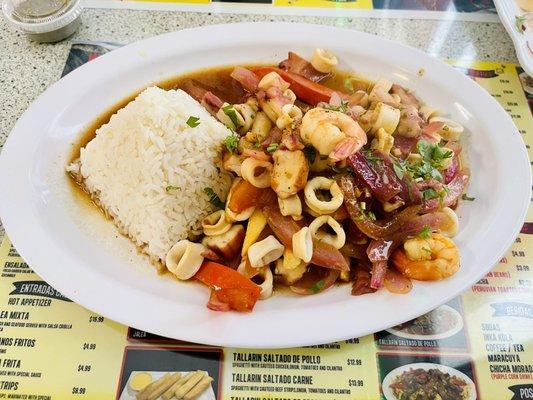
(321, 69, 372, 93)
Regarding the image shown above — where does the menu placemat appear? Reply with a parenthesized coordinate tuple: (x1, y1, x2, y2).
(83, 0, 500, 23)
(0, 43, 531, 399)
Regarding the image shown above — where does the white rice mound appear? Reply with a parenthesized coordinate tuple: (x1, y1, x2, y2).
(67, 86, 233, 264)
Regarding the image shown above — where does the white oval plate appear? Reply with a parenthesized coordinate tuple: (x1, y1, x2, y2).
(0, 23, 529, 348)
(382, 362, 477, 400)
(385, 305, 464, 341)
(494, 0, 533, 77)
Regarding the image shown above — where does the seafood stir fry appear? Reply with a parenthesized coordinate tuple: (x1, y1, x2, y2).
(389, 368, 470, 400)
(169, 49, 470, 312)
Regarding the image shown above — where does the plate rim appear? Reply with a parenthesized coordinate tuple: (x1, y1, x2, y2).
(494, 0, 533, 77)
(0, 22, 530, 348)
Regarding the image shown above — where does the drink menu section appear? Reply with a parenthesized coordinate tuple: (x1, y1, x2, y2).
(0, 53, 532, 399)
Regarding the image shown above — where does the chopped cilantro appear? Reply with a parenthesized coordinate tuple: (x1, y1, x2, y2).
(203, 187, 225, 209)
(438, 186, 449, 208)
(186, 116, 200, 128)
(224, 132, 239, 154)
(267, 143, 279, 153)
(343, 78, 355, 93)
(403, 140, 453, 182)
(363, 150, 383, 165)
(166, 185, 181, 193)
(516, 15, 526, 33)
(422, 188, 439, 201)
(303, 146, 317, 164)
(222, 105, 242, 128)
(418, 225, 431, 239)
(462, 194, 476, 201)
(412, 162, 443, 182)
(417, 140, 453, 169)
(392, 161, 405, 180)
(324, 100, 349, 114)
(356, 202, 377, 221)
(422, 187, 448, 207)
(310, 279, 326, 294)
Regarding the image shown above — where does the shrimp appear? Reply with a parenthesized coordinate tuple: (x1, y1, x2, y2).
(391, 233, 460, 281)
(300, 107, 367, 159)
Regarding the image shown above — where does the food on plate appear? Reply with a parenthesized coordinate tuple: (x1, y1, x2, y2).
(129, 372, 153, 391)
(175, 371, 212, 400)
(392, 305, 459, 336)
(68, 49, 470, 312)
(389, 367, 470, 400)
(161, 372, 193, 400)
(161, 372, 192, 400)
(129, 370, 213, 400)
(136, 372, 182, 400)
(184, 375, 214, 400)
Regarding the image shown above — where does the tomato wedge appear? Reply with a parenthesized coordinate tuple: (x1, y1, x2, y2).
(195, 261, 261, 312)
(253, 67, 345, 106)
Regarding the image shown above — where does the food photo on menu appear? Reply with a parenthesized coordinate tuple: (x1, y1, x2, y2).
(117, 347, 221, 399)
(378, 353, 479, 400)
(376, 298, 469, 352)
(0, 0, 532, 397)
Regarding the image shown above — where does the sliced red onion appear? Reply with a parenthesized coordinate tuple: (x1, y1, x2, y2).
(422, 170, 469, 212)
(370, 260, 388, 289)
(347, 151, 402, 203)
(230, 67, 260, 93)
(352, 267, 376, 296)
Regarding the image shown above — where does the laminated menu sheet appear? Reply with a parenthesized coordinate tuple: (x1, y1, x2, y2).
(0, 43, 532, 399)
(83, 0, 501, 23)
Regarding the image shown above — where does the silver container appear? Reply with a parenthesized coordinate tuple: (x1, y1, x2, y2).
(2, 0, 82, 43)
